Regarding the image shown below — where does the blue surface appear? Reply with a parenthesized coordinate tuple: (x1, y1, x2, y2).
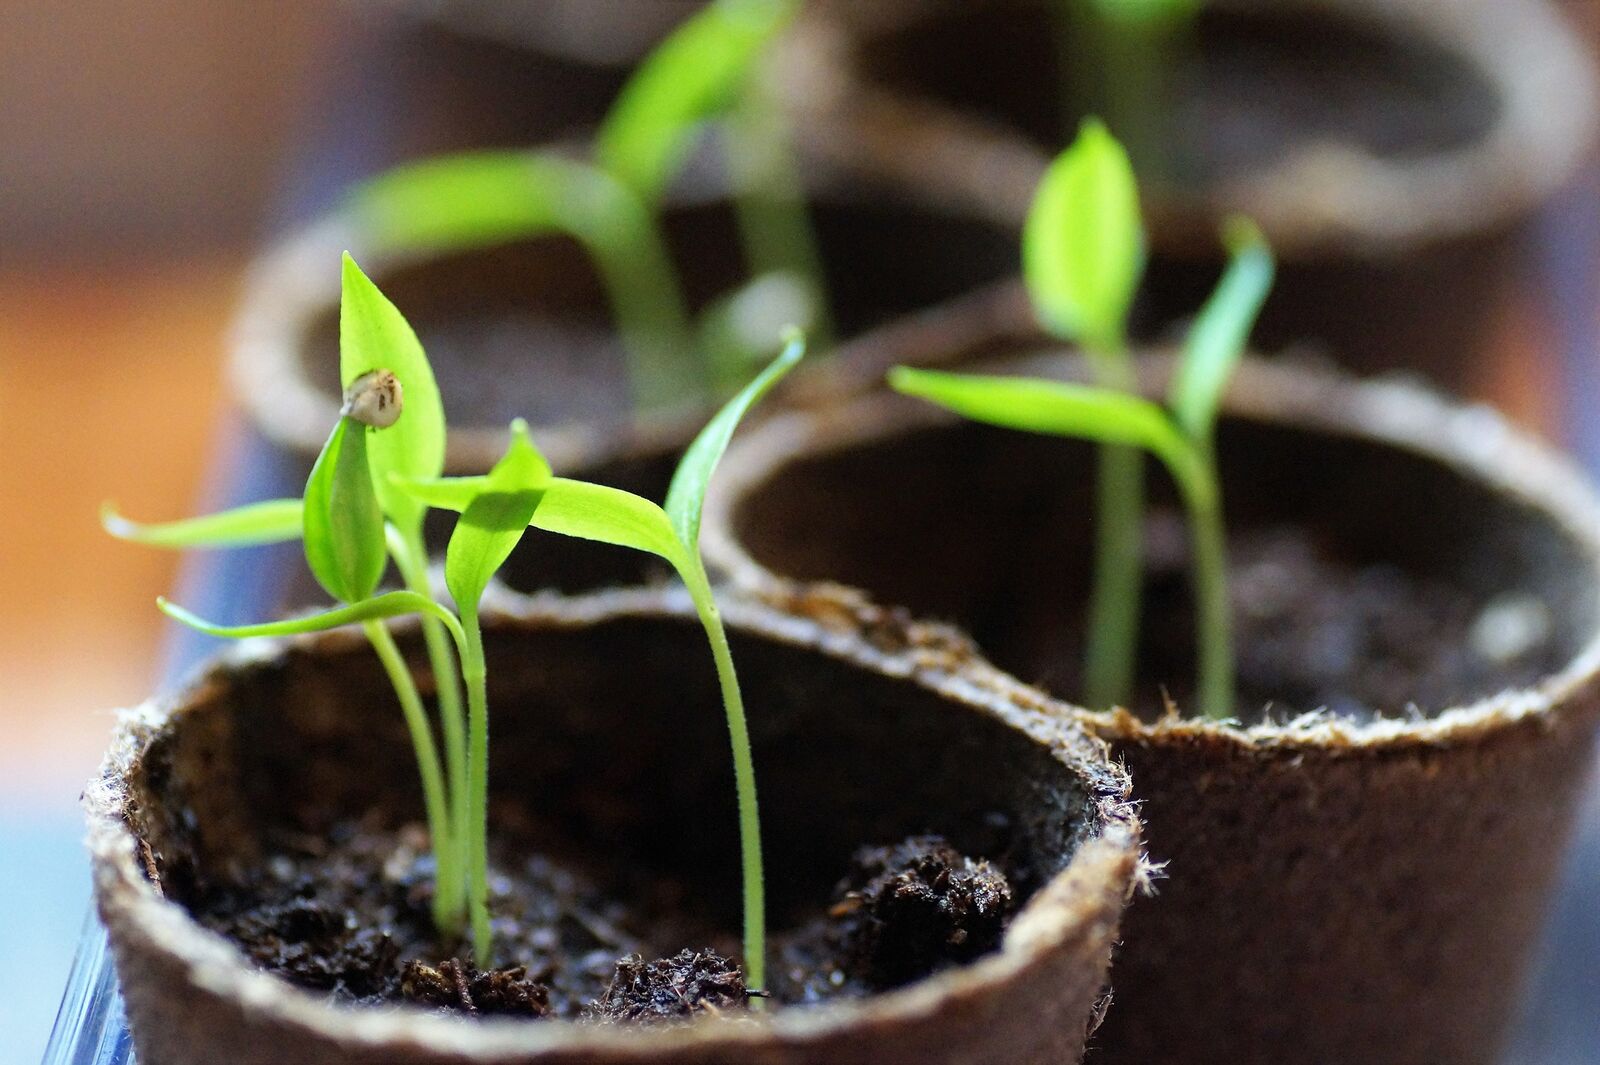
(3, 813, 93, 1065)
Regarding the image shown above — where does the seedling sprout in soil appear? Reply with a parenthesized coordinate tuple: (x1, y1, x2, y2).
(106, 254, 804, 987)
(891, 126, 1274, 721)
(353, 0, 825, 411)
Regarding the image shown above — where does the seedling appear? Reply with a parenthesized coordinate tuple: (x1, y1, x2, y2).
(109, 254, 802, 980)
(891, 219, 1272, 722)
(1022, 119, 1146, 709)
(396, 331, 807, 992)
(107, 255, 473, 933)
(353, 0, 822, 411)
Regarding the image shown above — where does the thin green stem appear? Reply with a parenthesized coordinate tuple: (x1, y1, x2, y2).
(683, 566, 765, 995)
(1054, 2, 1188, 181)
(1084, 441, 1144, 707)
(362, 619, 458, 931)
(386, 525, 469, 932)
(1180, 452, 1233, 720)
(581, 181, 705, 413)
(725, 83, 834, 356)
(1082, 349, 1143, 710)
(459, 608, 493, 966)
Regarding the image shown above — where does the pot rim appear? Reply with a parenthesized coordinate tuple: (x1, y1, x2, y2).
(701, 353, 1600, 752)
(228, 183, 1026, 475)
(228, 208, 714, 477)
(777, 0, 1599, 258)
(88, 585, 1140, 1059)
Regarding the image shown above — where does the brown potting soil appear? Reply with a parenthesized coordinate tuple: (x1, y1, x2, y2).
(1132, 515, 1560, 722)
(188, 817, 1020, 1025)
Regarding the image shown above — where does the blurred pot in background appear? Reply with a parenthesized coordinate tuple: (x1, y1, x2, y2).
(229, 161, 1018, 600)
(780, 0, 1598, 393)
(703, 354, 1600, 1063)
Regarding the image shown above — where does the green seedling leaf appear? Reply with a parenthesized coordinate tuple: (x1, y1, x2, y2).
(159, 590, 465, 648)
(889, 367, 1196, 486)
(1023, 119, 1144, 355)
(304, 416, 387, 604)
(665, 331, 804, 549)
(596, 0, 800, 204)
(393, 473, 691, 575)
(101, 499, 304, 549)
(391, 474, 483, 514)
(354, 152, 609, 252)
(1169, 217, 1274, 441)
(444, 421, 552, 614)
(340, 254, 444, 532)
(536, 479, 690, 571)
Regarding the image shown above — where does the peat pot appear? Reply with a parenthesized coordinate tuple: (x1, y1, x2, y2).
(778, 0, 1598, 390)
(88, 587, 1140, 1065)
(703, 355, 1600, 1064)
(231, 172, 1019, 598)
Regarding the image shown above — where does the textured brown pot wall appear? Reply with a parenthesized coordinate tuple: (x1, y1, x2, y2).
(89, 588, 1140, 1065)
(703, 356, 1600, 1064)
(777, 0, 1597, 391)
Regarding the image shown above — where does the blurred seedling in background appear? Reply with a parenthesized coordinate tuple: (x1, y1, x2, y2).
(106, 256, 802, 985)
(891, 124, 1273, 721)
(353, 0, 824, 412)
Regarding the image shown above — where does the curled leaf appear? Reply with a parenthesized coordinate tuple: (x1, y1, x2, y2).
(304, 416, 387, 604)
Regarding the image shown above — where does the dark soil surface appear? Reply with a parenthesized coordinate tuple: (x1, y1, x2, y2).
(192, 820, 1017, 1025)
(869, 4, 1499, 186)
(1013, 514, 1563, 724)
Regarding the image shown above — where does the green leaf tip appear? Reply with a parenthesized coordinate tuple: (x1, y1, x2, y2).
(101, 498, 305, 549)
(1169, 215, 1275, 441)
(665, 331, 804, 550)
(1023, 117, 1145, 356)
(340, 250, 445, 533)
(596, 0, 800, 204)
(158, 590, 466, 649)
(443, 421, 553, 617)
